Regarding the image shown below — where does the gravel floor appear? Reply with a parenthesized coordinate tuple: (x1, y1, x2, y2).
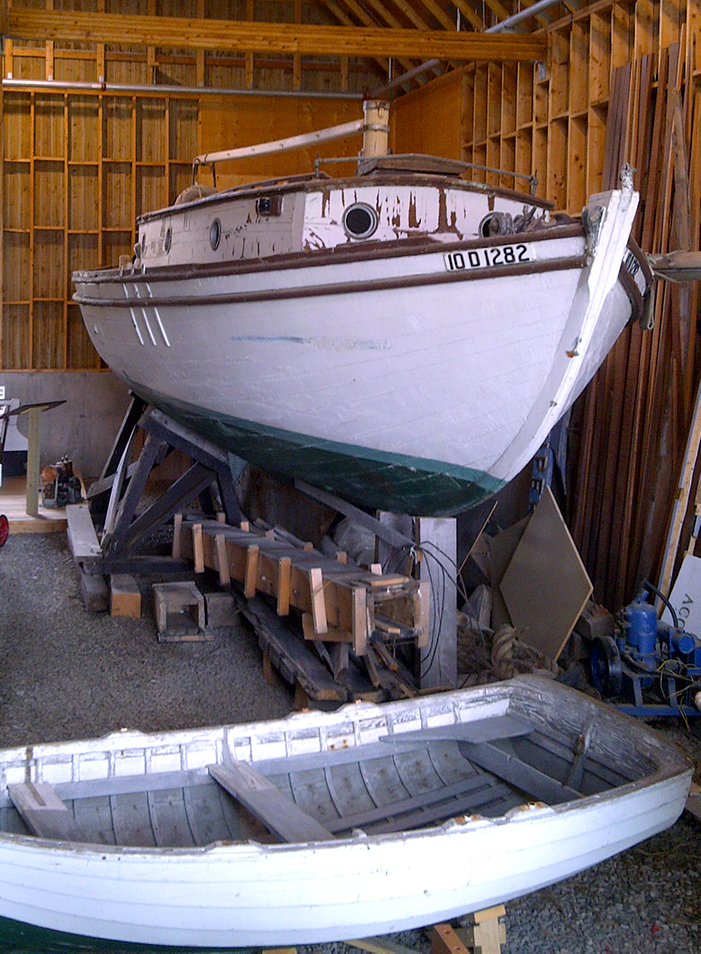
(0, 531, 700, 954)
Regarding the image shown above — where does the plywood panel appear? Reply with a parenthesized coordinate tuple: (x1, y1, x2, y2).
(500, 488, 592, 662)
(136, 99, 166, 162)
(569, 23, 589, 115)
(515, 130, 532, 178)
(33, 301, 64, 370)
(34, 161, 64, 227)
(34, 96, 65, 158)
(2, 305, 31, 368)
(105, 60, 151, 86)
(14, 55, 44, 82)
(67, 303, 100, 369)
(169, 98, 198, 160)
(4, 94, 32, 160)
(102, 231, 133, 268)
(68, 233, 101, 278)
(168, 165, 192, 206)
(68, 97, 100, 162)
(516, 63, 534, 128)
(69, 165, 100, 231)
(197, 94, 363, 187)
(567, 115, 587, 212)
(4, 162, 31, 230)
(391, 69, 463, 160)
(103, 163, 132, 228)
(33, 232, 64, 300)
(55, 55, 98, 85)
(3, 233, 31, 303)
(103, 98, 133, 159)
(136, 165, 166, 216)
(589, 13, 610, 104)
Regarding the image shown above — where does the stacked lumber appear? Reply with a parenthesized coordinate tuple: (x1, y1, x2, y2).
(175, 516, 428, 701)
(569, 43, 701, 611)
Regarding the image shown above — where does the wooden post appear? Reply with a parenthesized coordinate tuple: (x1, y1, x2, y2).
(25, 406, 41, 517)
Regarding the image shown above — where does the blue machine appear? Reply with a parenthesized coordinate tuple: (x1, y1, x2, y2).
(590, 582, 701, 718)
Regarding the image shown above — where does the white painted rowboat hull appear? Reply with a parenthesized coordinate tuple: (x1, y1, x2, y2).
(0, 676, 690, 948)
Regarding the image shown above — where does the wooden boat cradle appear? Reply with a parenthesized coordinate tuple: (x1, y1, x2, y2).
(175, 515, 428, 658)
(0, 707, 652, 852)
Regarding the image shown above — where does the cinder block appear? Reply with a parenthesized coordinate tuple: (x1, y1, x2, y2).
(152, 581, 208, 641)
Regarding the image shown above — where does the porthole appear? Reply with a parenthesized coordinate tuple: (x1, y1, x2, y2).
(164, 226, 172, 253)
(209, 218, 221, 251)
(343, 203, 378, 240)
(479, 212, 514, 238)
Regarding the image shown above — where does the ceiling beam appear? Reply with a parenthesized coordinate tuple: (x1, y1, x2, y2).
(7, 8, 548, 62)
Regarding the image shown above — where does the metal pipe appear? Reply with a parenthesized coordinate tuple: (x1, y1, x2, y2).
(486, 0, 563, 33)
(371, 59, 442, 97)
(1, 77, 362, 100)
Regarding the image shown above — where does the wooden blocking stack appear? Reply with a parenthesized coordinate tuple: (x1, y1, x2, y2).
(175, 518, 426, 657)
(152, 581, 207, 641)
(110, 574, 141, 618)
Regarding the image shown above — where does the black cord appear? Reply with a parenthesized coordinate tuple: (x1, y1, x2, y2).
(642, 578, 679, 629)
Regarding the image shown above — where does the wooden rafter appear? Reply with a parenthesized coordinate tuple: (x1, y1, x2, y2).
(482, 0, 511, 22)
(7, 7, 548, 61)
(450, 0, 484, 32)
(316, 0, 392, 76)
(386, 0, 455, 32)
(332, 0, 432, 82)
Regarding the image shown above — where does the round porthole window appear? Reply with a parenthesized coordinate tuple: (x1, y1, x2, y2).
(343, 203, 378, 240)
(209, 218, 221, 251)
(164, 226, 172, 253)
(479, 212, 514, 238)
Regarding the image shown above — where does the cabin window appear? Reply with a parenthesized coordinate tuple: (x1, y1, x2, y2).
(210, 218, 222, 250)
(164, 227, 172, 253)
(256, 195, 282, 217)
(343, 203, 378, 240)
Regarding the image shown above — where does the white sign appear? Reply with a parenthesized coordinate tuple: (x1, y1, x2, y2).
(444, 243, 535, 272)
(662, 553, 701, 636)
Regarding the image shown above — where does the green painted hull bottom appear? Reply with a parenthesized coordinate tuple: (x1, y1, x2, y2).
(134, 384, 504, 516)
(0, 914, 248, 954)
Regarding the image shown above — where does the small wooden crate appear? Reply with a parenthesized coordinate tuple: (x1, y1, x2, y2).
(153, 581, 207, 641)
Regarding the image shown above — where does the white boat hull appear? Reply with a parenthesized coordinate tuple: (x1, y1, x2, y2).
(74, 179, 648, 515)
(0, 677, 690, 947)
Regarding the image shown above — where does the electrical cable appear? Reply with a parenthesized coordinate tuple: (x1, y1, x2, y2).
(641, 578, 679, 629)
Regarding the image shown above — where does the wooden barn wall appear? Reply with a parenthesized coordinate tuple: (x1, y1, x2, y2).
(390, 69, 463, 159)
(459, 0, 701, 610)
(198, 96, 364, 191)
(0, 0, 380, 373)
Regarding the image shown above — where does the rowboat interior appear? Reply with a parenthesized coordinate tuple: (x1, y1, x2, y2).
(0, 686, 664, 850)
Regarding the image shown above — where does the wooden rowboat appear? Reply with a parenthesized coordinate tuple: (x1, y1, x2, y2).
(0, 675, 691, 949)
